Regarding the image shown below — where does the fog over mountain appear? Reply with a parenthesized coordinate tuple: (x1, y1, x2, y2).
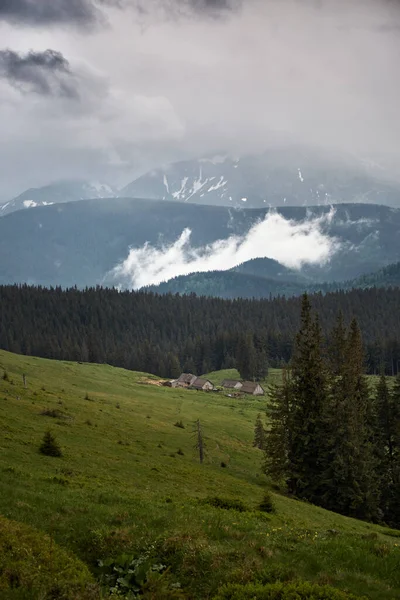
(1, 0, 400, 201)
(110, 209, 338, 288)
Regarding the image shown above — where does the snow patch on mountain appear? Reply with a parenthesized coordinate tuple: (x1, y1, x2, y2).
(208, 176, 227, 192)
(1, 180, 117, 217)
(172, 177, 189, 200)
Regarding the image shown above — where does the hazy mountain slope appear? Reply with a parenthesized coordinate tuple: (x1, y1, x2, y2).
(147, 270, 307, 299)
(232, 257, 312, 283)
(148, 260, 400, 300)
(0, 199, 399, 288)
(122, 150, 400, 209)
(0, 180, 117, 217)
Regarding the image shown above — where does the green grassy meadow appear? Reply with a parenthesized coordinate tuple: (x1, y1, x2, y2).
(0, 350, 399, 599)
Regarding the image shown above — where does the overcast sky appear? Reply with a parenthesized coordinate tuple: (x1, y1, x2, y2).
(1, 0, 400, 199)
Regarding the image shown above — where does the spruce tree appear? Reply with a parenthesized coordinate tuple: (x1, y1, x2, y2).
(255, 348, 269, 381)
(40, 430, 62, 457)
(253, 413, 266, 449)
(264, 368, 293, 483)
(236, 333, 256, 380)
(324, 319, 379, 521)
(329, 311, 347, 376)
(378, 374, 400, 527)
(375, 373, 394, 520)
(287, 295, 330, 502)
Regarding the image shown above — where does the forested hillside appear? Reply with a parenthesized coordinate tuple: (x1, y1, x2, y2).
(149, 261, 400, 299)
(1, 285, 400, 376)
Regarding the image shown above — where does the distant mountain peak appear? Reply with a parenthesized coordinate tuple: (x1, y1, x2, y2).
(121, 151, 400, 209)
(0, 180, 118, 217)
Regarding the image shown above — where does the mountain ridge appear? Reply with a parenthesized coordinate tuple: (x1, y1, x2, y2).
(0, 180, 118, 217)
(3, 148, 400, 217)
(0, 197, 399, 288)
(147, 259, 400, 300)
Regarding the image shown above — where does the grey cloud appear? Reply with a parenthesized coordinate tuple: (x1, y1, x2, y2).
(1, 0, 400, 201)
(0, 0, 238, 29)
(0, 49, 79, 98)
(0, 0, 101, 27)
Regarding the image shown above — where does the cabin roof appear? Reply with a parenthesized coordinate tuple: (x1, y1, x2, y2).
(191, 377, 213, 389)
(222, 379, 242, 387)
(241, 381, 264, 394)
(177, 373, 196, 384)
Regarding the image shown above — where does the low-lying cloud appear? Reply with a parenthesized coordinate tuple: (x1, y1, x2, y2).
(110, 209, 339, 289)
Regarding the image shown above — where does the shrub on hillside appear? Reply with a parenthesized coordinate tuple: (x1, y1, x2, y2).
(98, 553, 183, 599)
(40, 408, 66, 419)
(39, 430, 63, 457)
(204, 496, 248, 512)
(213, 582, 366, 600)
(174, 420, 185, 429)
(258, 492, 275, 513)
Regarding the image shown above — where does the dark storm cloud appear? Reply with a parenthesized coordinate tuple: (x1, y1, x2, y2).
(0, 0, 238, 28)
(0, 0, 102, 26)
(0, 49, 79, 98)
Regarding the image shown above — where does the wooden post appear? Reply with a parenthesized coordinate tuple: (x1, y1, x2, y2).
(196, 419, 204, 464)
(23, 374, 27, 389)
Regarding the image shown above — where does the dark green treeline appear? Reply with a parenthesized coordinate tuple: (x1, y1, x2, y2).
(0, 284, 400, 377)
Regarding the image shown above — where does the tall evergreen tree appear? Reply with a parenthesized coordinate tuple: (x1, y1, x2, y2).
(324, 319, 380, 521)
(376, 374, 400, 526)
(253, 413, 266, 450)
(236, 333, 256, 380)
(329, 311, 347, 376)
(255, 348, 269, 381)
(264, 368, 294, 482)
(287, 295, 330, 502)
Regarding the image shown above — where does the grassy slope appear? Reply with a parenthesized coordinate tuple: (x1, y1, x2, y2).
(0, 350, 399, 599)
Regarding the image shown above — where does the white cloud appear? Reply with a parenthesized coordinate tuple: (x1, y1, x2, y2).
(110, 209, 339, 288)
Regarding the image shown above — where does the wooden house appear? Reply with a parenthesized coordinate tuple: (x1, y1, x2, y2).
(172, 373, 197, 388)
(241, 381, 265, 396)
(221, 379, 243, 390)
(190, 377, 215, 391)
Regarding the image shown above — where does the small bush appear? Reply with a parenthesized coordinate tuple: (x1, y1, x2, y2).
(98, 553, 182, 599)
(220, 461, 228, 468)
(174, 420, 185, 429)
(116, 402, 121, 409)
(213, 581, 366, 599)
(39, 430, 63, 457)
(2, 370, 9, 381)
(177, 448, 184, 456)
(204, 496, 248, 512)
(40, 408, 66, 419)
(258, 492, 275, 513)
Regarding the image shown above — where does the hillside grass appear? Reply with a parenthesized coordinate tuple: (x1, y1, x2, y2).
(0, 350, 399, 599)
(204, 368, 283, 388)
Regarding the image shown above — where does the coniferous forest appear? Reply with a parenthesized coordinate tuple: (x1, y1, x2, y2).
(1, 284, 400, 377)
(264, 296, 400, 529)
